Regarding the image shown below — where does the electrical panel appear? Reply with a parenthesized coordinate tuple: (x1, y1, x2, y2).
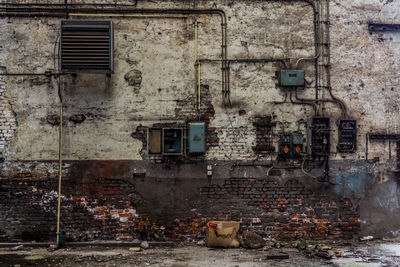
(338, 119, 357, 152)
(292, 133, 304, 158)
(147, 128, 162, 154)
(162, 128, 183, 155)
(278, 70, 305, 87)
(278, 133, 304, 160)
(309, 117, 330, 157)
(60, 20, 114, 73)
(278, 134, 292, 159)
(147, 128, 183, 155)
(188, 122, 206, 154)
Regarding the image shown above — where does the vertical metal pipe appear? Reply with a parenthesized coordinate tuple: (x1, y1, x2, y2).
(56, 101, 63, 246)
(194, 20, 198, 108)
(366, 133, 369, 161)
(194, 20, 201, 110)
(198, 64, 201, 110)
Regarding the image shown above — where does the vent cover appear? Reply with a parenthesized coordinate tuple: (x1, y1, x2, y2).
(60, 20, 113, 73)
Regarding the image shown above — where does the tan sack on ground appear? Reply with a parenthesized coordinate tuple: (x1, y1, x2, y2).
(206, 221, 240, 248)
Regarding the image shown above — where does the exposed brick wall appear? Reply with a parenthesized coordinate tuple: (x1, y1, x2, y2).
(200, 178, 360, 239)
(0, 71, 17, 161)
(0, 168, 360, 242)
(0, 179, 57, 242)
(0, 176, 145, 242)
(253, 116, 275, 159)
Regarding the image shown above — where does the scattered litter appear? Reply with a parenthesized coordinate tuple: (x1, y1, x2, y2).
(315, 244, 331, 251)
(140, 241, 149, 250)
(360, 236, 374, 241)
(196, 240, 205, 246)
(296, 240, 308, 250)
(129, 247, 141, 252)
(10, 245, 24, 251)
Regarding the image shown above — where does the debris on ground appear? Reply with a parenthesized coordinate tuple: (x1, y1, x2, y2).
(129, 247, 141, 252)
(270, 238, 282, 248)
(206, 221, 240, 248)
(140, 241, 149, 250)
(196, 240, 205, 246)
(360, 236, 374, 241)
(315, 244, 332, 251)
(241, 231, 265, 249)
(296, 240, 309, 250)
(10, 245, 23, 251)
(295, 239, 336, 259)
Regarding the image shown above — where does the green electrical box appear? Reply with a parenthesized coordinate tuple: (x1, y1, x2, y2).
(279, 70, 305, 87)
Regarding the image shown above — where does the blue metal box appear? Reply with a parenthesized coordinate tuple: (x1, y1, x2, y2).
(279, 70, 305, 87)
(188, 123, 206, 154)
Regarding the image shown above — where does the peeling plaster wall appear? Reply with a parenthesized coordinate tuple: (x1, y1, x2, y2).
(0, 0, 400, 242)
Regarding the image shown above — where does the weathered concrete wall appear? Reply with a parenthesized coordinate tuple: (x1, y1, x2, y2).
(0, 0, 400, 242)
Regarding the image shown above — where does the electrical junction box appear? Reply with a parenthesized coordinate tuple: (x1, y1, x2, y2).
(162, 128, 183, 155)
(278, 134, 292, 159)
(188, 122, 206, 154)
(278, 70, 305, 87)
(278, 133, 304, 160)
(292, 133, 304, 158)
(308, 117, 330, 158)
(147, 128, 162, 154)
(338, 119, 357, 152)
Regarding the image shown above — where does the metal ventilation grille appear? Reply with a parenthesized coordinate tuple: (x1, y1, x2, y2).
(60, 20, 113, 73)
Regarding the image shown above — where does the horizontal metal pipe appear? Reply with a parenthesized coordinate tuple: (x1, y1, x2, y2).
(0, 73, 52, 76)
(69, 13, 188, 19)
(199, 58, 286, 63)
(0, 3, 138, 7)
(0, 7, 225, 15)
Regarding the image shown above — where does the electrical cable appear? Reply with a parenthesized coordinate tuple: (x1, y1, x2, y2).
(301, 156, 318, 179)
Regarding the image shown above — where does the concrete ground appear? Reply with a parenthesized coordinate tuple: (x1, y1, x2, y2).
(0, 240, 400, 267)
